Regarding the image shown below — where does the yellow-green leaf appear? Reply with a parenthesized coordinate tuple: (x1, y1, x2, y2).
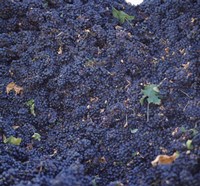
(186, 140, 193, 150)
(32, 133, 41, 141)
(3, 136, 22, 145)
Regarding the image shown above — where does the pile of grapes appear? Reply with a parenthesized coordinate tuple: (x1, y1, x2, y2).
(0, 0, 199, 185)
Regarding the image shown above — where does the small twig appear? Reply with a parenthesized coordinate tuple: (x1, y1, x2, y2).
(158, 78, 167, 87)
(183, 101, 189, 111)
(125, 80, 131, 90)
(179, 90, 193, 99)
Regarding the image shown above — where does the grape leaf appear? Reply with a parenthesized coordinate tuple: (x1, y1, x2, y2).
(140, 84, 161, 122)
(3, 135, 22, 145)
(140, 84, 161, 105)
(112, 7, 135, 24)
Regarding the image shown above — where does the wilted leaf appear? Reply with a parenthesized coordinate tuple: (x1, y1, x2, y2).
(186, 140, 193, 150)
(32, 133, 41, 141)
(112, 7, 134, 24)
(26, 99, 36, 116)
(6, 82, 23, 95)
(151, 152, 179, 166)
(3, 136, 22, 145)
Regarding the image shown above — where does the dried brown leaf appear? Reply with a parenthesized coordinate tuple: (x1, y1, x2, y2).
(151, 152, 178, 166)
(6, 82, 15, 94)
(6, 82, 23, 95)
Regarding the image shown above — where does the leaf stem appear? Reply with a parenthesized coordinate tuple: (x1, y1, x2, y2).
(147, 103, 150, 122)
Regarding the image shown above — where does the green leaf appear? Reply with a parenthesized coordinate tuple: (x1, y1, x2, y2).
(3, 136, 22, 145)
(26, 99, 36, 116)
(112, 7, 120, 20)
(140, 84, 161, 105)
(112, 7, 135, 24)
(147, 95, 161, 105)
(32, 133, 41, 141)
(186, 139, 193, 150)
(26, 99, 34, 106)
